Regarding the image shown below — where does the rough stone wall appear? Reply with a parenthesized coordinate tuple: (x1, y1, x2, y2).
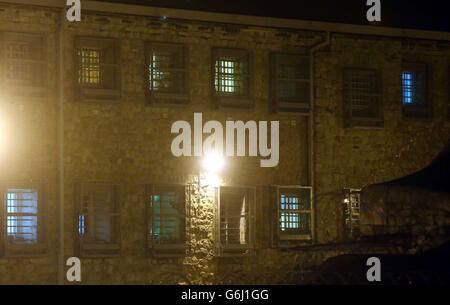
(0, 3, 448, 284)
(313, 34, 450, 244)
(360, 184, 450, 253)
(0, 4, 59, 284)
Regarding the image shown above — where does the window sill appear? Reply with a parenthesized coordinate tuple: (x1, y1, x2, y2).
(77, 88, 121, 103)
(344, 117, 384, 129)
(80, 242, 121, 257)
(215, 95, 254, 109)
(216, 245, 255, 257)
(402, 106, 433, 119)
(147, 92, 190, 107)
(274, 101, 310, 114)
(148, 244, 186, 257)
(4, 85, 49, 100)
(3, 244, 48, 257)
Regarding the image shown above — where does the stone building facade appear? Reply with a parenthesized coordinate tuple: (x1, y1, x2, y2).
(0, 1, 448, 284)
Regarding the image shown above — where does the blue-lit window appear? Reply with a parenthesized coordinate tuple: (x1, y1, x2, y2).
(78, 215, 85, 235)
(402, 71, 415, 104)
(278, 187, 312, 238)
(5, 189, 38, 244)
(280, 195, 300, 231)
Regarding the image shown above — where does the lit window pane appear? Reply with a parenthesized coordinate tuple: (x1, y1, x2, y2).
(78, 49, 101, 85)
(5, 189, 38, 244)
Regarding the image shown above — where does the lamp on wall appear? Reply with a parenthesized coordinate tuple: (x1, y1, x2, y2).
(202, 151, 224, 173)
(201, 152, 224, 187)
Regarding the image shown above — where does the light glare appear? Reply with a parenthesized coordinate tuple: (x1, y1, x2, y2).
(202, 152, 224, 173)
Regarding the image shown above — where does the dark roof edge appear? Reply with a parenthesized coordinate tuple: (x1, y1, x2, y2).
(3, 0, 450, 41)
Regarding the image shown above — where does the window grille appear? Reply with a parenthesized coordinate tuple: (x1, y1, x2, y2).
(75, 37, 120, 102)
(216, 186, 255, 256)
(343, 188, 361, 239)
(275, 186, 312, 244)
(78, 49, 101, 86)
(2, 33, 46, 94)
(402, 72, 415, 104)
(212, 48, 251, 107)
(77, 183, 120, 257)
(215, 59, 243, 94)
(5, 189, 38, 245)
(271, 53, 310, 113)
(146, 42, 189, 105)
(0, 183, 47, 256)
(343, 69, 383, 128)
(401, 62, 430, 118)
(146, 184, 187, 256)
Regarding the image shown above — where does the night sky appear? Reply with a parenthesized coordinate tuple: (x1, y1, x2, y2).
(93, 0, 450, 32)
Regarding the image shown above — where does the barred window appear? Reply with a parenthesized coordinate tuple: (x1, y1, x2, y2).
(77, 183, 120, 257)
(217, 186, 255, 256)
(278, 187, 312, 241)
(2, 33, 45, 89)
(215, 59, 242, 94)
(78, 49, 101, 86)
(146, 42, 188, 106)
(75, 37, 120, 102)
(146, 184, 186, 256)
(213, 48, 251, 107)
(0, 183, 47, 256)
(402, 62, 430, 118)
(343, 68, 383, 128)
(402, 72, 414, 104)
(343, 188, 361, 239)
(6, 189, 38, 245)
(271, 53, 310, 113)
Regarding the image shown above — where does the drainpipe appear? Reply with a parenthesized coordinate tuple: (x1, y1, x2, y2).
(309, 32, 330, 243)
(57, 8, 65, 285)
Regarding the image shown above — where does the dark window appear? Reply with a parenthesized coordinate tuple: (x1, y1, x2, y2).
(271, 53, 310, 113)
(146, 184, 187, 257)
(146, 42, 189, 106)
(0, 183, 47, 256)
(216, 186, 255, 256)
(212, 48, 252, 108)
(343, 68, 383, 128)
(75, 37, 120, 102)
(1, 32, 46, 99)
(401, 62, 431, 118)
(77, 183, 120, 257)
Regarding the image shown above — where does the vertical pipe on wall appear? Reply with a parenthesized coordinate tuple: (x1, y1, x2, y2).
(57, 8, 65, 285)
(309, 32, 330, 243)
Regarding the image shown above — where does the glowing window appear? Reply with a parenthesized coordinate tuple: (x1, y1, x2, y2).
(215, 60, 240, 93)
(78, 49, 101, 85)
(213, 48, 249, 100)
(148, 185, 186, 246)
(279, 190, 311, 236)
(5, 189, 38, 244)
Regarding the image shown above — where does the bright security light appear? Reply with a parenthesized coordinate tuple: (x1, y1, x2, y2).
(202, 152, 224, 173)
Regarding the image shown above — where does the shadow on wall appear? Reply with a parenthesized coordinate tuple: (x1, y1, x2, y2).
(359, 139, 450, 248)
